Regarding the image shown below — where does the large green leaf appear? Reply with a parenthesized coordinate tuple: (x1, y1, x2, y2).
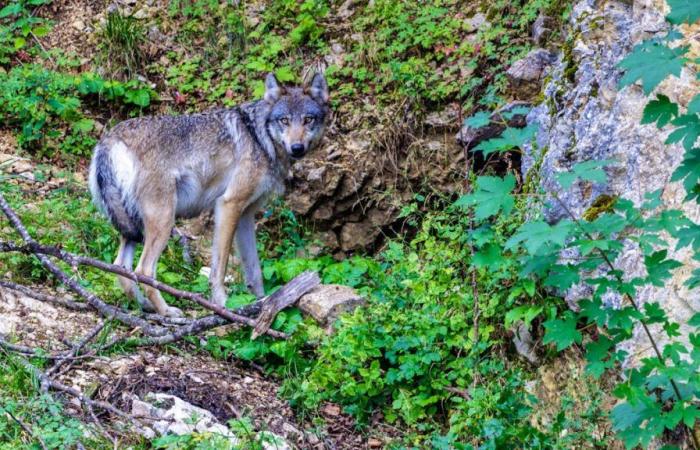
(453, 175, 515, 220)
(543, 312, 582, 351)
(667, 114, 700, 150)
(666, 0, 700, 24)
(642, 94, 678, 128)
(618, 40, 688, 94)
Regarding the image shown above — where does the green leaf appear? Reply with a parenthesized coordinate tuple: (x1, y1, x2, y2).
(473, 124, 537, 155)
(687, 93, 700, 115)
(472, 242, 503, 269)
(618, 40, 688, 94)
(504, 305, 543, 328)
(666, 0, 700, 24)
(585, 336, 614, 378)
(0, 4, 22, 18)
(124, 89, 151, 107)
(670, 148, 700, 201)
(557, 159, 614, 189)
(543, 312, 582, 351)
(453, 175, 515, 220)
(642, 94, 678, 128)
(644, 250, 682, 286)
(667, 114, 700, 150)
(689, 312, 700, 327)
(463, 111, 490, 129)
(506, 219, 573, 255)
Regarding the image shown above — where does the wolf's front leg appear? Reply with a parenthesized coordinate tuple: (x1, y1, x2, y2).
(235, 210, 264, 298)
(210, 198, 242, 307)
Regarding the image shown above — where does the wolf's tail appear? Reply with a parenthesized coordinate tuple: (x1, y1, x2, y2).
(88, 143, 144, 242)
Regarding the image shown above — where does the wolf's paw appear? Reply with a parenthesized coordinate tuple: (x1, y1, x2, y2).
(164, 306, 184, 318)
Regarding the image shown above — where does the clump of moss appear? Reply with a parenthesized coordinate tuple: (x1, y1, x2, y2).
(583, 194, 618, 221)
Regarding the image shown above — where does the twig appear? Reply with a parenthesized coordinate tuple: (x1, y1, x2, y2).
(46, 321, 106, 378)
(0, 280, 90, 311)
(4, 410, 48, 450)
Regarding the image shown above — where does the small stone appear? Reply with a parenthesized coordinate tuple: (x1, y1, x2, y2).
(71, 20, 86, 31)
(507, 48, 557, 99)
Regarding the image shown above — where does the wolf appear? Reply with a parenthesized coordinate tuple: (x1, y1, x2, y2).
(88, 73, 329, 317)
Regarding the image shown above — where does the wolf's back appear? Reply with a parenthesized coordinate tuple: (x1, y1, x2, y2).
(88, 141, 144, 242)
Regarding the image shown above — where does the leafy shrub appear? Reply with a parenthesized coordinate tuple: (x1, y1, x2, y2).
(0, 65, 154, 159)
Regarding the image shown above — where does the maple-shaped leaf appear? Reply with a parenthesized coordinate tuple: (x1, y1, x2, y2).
(687, 93, 700, 115)
(644, 250, 683, 286)
(618, 40, 688, 95)
(463, 111, 491, 129)
(667, 113, 700, 150)
(506, 219, 574, 254)
(454, 175, 515, 220)
(670, 147, 700, 201)
(473, 124, 538, 155)
(689, 312, 700, 327)
(642, 94, 678, 128)
(556, 159, 614, 189)
(585, 336, 615, 378)
(543, 312, 582, 351)
(666, 0, 700, 24)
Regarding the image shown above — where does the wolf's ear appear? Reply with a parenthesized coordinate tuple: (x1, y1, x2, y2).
(264, 73, 283, 103)
(305, 73, 329, 104)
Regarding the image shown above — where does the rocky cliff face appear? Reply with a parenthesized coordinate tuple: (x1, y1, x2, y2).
(288, 104, 464, 253)
(523, 0, 700, 362)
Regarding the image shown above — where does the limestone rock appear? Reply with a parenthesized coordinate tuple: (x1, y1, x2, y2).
(523, 0, 700, 365)
(298, 284, 365, 325)
(130, 393, 290, 449)
(507, 49, 557, 98)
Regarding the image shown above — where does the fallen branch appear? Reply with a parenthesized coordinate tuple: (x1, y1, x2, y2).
(1, 279, 189, 327)
(0, 194, 168, 337)
(0, 239, 288, 339)
(252, 271, 320, 339)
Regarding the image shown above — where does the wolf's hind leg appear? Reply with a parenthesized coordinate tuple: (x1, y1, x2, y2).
(135, 205, 182, 317)
(235, 209, 264, 298)
(114, 236, 152, 311)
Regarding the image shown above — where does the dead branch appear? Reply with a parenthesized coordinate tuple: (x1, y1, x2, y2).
(0, 280, 90, 311)
(0, 193, 319, 344)
(1, 279, 189, 328)
(0, 239, 287, 339)
(0, 194, 168, 337)
(252, 271, 320, 339)
(46, 321, 106, 378)
(9, 350, 152, 436)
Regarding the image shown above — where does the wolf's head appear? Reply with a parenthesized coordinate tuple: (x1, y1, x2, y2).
(264, 72, 329, 160)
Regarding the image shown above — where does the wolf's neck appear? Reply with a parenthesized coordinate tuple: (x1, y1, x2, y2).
(234, 101, 291, 181)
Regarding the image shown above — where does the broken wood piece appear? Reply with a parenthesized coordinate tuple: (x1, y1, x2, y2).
(251, 271, 320, 340)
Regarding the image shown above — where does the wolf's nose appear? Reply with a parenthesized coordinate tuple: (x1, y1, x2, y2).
(291, 144, 305, 157)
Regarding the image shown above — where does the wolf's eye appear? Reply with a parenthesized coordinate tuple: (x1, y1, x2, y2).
(303, 116, 315, 125)
(279, 117, 290, 126)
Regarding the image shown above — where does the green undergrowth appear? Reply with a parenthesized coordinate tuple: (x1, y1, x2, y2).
(0, 0, 571, 164)
(0, 351, 112, 449)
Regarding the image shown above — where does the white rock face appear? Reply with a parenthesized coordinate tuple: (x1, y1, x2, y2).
(524, 0, 700, 363)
